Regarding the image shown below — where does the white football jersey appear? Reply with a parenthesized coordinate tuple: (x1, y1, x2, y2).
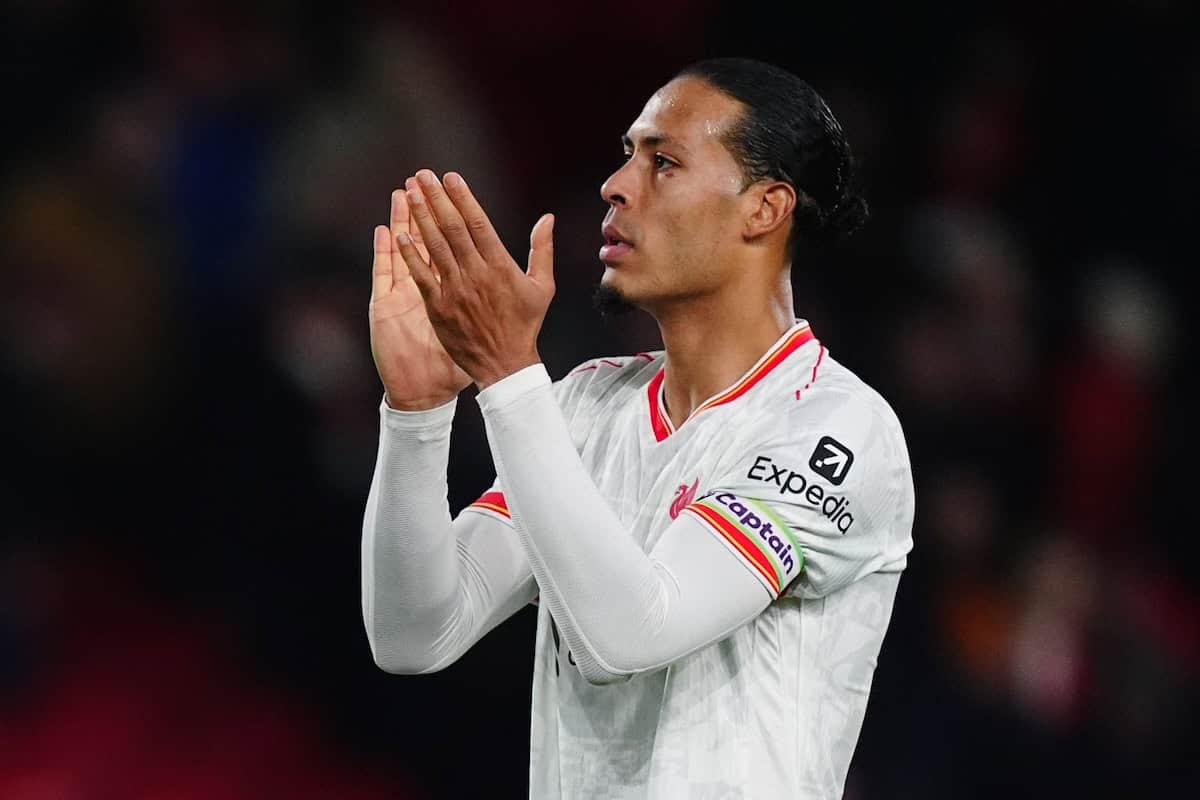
(465, 321, 914, 799)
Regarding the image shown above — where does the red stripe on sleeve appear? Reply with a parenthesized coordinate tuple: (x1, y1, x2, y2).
(469, 490, 511, 518)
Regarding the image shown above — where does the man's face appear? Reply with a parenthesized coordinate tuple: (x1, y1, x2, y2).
(598, 77, 750, 309)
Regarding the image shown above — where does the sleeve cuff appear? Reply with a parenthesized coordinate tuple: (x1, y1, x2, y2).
(379, 394, 458, 431)
(476, 363, 552, 413)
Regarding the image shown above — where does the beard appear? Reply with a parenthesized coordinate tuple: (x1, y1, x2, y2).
(592, 283, 636, 318)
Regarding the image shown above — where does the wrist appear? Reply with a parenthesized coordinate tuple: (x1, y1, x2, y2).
(472, 353, 543, 392)
(476, 363, 551, 413)
(380, 393, 457, 433)
(384, 390, 460, 411)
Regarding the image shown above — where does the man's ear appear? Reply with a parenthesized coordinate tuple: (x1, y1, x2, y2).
(743, 181, 796, 242)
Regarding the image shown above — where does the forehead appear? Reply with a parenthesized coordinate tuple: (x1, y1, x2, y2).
(624, 77, 744, 154)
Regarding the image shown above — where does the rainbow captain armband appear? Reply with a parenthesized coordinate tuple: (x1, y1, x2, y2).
(682, 491, 804, 595)
(465, 490, 513, 524)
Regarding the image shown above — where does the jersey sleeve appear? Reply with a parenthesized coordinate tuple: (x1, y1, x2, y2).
(461, 356, 659, 620)
(679, 391, 914, 599)
(459, 359, 610, 526)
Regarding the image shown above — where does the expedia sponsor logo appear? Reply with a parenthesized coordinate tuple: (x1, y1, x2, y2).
(809, 436, 854, 485)
(746, 454, 856, 533)
(705, 492, 798, 576)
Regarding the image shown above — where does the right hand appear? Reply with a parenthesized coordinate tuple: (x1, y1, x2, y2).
(370, 188, 472, 410)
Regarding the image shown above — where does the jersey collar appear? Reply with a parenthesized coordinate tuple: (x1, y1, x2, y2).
(647, 321, 817, 442)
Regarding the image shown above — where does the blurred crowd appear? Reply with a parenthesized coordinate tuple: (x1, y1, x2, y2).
(2, 2, 1196, 798)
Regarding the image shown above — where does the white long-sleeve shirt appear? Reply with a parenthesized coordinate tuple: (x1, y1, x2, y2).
(362, 320, 914, 799)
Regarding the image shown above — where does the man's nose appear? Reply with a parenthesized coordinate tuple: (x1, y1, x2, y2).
(600, 162, 633, 207)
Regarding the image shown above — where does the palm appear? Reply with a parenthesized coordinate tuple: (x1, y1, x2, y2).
(369, 190, 471, 408)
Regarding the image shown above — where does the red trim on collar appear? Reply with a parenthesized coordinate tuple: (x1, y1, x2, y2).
(647, 369, 673, 442)
(646, 324, 816, 442)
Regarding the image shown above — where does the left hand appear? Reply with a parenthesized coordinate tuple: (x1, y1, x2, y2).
(396, 169, 555, 389)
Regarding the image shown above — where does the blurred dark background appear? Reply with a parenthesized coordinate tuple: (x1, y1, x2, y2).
(2, 1, 1196, 797)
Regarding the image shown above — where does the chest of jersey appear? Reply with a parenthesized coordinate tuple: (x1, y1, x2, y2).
(569, 387, 748, 553)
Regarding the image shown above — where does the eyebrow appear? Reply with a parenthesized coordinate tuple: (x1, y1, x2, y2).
(621, 132, 688, 153)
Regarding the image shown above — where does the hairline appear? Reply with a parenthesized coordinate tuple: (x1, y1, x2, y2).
(667, 74, 778, 195)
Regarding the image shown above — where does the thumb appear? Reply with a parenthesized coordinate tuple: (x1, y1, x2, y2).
(526, 213, 555, 287)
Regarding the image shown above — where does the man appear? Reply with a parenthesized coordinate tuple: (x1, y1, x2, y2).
(362, 58, 914, 799)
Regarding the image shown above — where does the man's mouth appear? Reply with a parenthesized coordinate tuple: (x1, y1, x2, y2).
(599, 240, 633, 263)
(600, 225, 634, 264)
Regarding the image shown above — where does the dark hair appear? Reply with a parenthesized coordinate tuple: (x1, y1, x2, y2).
(675, 57, 868, 254)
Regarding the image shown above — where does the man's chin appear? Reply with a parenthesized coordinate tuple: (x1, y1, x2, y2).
(592, 283, 636, 318)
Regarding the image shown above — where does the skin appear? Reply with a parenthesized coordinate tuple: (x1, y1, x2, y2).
(370, 76, 800, 429)
(369, 189, 471, 411)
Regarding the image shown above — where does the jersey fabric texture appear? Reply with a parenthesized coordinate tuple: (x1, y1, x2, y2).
(465, 321, 914, 799)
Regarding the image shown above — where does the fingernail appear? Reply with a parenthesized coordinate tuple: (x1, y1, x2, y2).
(397, 232, 412, 245)
(407, 187, 423, 205)
(417, 170, 436, 186)
(444, 172, 462, 189)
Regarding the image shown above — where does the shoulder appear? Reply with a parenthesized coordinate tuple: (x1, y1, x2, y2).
(754, 348, 906, 458)
(728, 349, 912, 516)
(551, 351, 662, 413)
(707, 351, 914, 597)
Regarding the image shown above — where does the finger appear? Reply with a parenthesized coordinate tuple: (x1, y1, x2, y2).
(396, 230, 441, 304)
(406, 175, 463, 285)
(390, 187, 430, 266)
(526, 213, 555, 288)
(372, 224, 394, 299)
(443, 172, 508, 264)
(415, 170, 481, 271)
(387, 190, 412, 282)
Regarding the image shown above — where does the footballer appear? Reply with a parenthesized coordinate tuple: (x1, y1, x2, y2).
(362, 58, 914, 799)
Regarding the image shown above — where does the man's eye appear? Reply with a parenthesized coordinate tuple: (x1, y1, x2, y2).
(619, 152, 673, 169)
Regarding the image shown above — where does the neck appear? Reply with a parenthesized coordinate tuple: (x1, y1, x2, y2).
(653, 270, 795, 428)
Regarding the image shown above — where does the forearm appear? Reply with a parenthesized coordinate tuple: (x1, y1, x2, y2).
(362, 397, 531, 673)
(477, 366, 770, 684)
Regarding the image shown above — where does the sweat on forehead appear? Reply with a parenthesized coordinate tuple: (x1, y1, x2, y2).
(626, 78, 746, 148)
